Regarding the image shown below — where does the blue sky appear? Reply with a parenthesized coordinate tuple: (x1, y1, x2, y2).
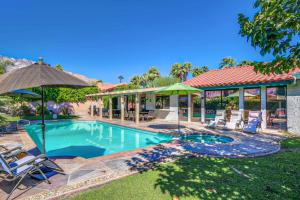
(0, 0, 273, 83)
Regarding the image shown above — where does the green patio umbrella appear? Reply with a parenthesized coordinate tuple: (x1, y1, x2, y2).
(155, 83, 202, 135)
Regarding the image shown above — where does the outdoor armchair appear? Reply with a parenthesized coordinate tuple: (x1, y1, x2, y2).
(208, 110, 226, 128)
(224, 110, 242, 130)
(243, 111, 262, 133)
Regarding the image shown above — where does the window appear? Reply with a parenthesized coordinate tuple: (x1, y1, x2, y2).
(267, 86, 287, 130)
(244, 88, 261, 110)
(155, 96, 170, 109)
(205, 89, 239, 121)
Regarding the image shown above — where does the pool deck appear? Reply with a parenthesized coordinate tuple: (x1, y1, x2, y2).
(0, 118, 285, 200)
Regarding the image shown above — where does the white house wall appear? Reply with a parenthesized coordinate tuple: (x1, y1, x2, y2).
(287, 79, 300, 135)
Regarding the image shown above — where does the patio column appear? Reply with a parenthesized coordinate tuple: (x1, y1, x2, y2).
(200, 91, 205, 123)
(90, 101, 94, 117)
(135, 93, 140, 124)
(261, 86, 267, 130)
(239, 88, 244, 119)
(109, 95, 113, 120)
(188, 94, 192, 123)
(98, 96, 103, 119)
(120, 95, 125, 121)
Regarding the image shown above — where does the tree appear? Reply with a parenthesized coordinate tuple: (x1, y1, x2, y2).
(144, 66, 160, 82)
(238, 0, 300, 74)
(148, 76, 180, 87)
(54, 64, 64, 71)
(130, 75, 143, 87)
(190, 66, 209, 77)
(118, 75, 124, 83)
(238, 60, 253, 66)
(0, 60, 14, 75)
(219, 57, 237, 69)
(170, 62, 192, 82)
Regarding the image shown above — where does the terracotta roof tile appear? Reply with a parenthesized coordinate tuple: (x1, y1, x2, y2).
(184, 66, 300, 88)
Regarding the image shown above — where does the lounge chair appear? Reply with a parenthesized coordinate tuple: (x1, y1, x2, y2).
(0, 145, 25, 161)
(224, 110, 242, 130)
(243, 111, 262, 133)
(0, 154, 51, 200)
(208, 110, 226, 128)
(0, 148, 64, 200)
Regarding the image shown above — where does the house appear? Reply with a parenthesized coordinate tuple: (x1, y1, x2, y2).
(87, 66, 300, 135)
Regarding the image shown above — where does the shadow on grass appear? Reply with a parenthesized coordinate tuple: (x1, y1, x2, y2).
(125, 145, 300, 200)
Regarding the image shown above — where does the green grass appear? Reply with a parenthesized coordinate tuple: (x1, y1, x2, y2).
(70, 138, 300, 200)
(281, 137, 300, 149)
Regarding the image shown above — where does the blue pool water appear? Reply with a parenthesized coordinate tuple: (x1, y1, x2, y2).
(182, 134, 233, 144)
(25, 121, 173, 158)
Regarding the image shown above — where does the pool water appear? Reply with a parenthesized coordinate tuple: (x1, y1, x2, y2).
(25, 121, 173, 158)
(181, 134, 233, 144)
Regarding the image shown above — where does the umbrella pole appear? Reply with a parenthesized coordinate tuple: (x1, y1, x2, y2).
(41, 86, 46, 155)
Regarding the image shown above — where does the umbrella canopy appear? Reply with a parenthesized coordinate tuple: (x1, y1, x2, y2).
(155, 83, 202, 136)
(155, 83, 202, 96)
(0, 58, 91, 155)
(0, 59, 91, 94)
(3, 89, 41, 99)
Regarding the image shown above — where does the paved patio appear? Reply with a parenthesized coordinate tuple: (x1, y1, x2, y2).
(0, 119, 284, 200)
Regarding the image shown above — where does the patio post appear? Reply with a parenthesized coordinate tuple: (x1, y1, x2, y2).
(188, 94, 192, 123)
(99, 96, 103, 119)
(91, 101, 94, 117)
(239, 88, 244, 119)
(200, 91, 205, 123)
(261, 86, 267, 130)
(109, 95, 113, 120)
(135, 93, 140, 124)
(120, 95, 125, 121)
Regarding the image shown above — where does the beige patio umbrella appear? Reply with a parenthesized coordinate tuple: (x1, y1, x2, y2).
(0, 58, 91, 154)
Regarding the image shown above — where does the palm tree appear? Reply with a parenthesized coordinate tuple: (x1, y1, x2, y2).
(190, 66, 210, 77)
(118, 75, 124, 83)
(145, 66, 160, 82)
(170, 62, 192, 82)
(219, 57, 237, 69)
(130, 75, 143, 86)
(238, 60, 253, 66)
(54, 64, 64, 71)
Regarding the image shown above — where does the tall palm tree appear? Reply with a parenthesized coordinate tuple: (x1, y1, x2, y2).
(190, 66, 210, 77)
(130, 75, 143, 86)
(118, 75, 124, 83)
(145, 66, 160, 82)
(170, 62, 192, 82)
(219, 57, 237, 69)
(238, 60, 253, 66)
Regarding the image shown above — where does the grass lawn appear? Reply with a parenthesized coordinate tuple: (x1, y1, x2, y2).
(70, 138, 300, 200)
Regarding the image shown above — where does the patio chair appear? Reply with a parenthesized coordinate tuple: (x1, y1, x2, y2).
(243, 111, 262, 134)
(128, 111, 135, 121)
(0, 122, 18, 134)
(224, 110, 242, 130)
(145, 110, 155, 121)
(207, 110, 226, 128)
(0, 154, 51, 200)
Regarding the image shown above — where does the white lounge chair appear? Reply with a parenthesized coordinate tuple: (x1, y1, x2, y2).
(243, 111, 262, 133)
(225, 110, 242, 130)
(0, 154, 51, 200)
(208, 110, 226, 128)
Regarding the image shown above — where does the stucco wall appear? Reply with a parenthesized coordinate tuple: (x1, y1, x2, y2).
(287, 79, 300, 135)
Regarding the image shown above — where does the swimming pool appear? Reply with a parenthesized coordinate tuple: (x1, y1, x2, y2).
(181, 134, 233, 144)
(25, 121, 173, 158)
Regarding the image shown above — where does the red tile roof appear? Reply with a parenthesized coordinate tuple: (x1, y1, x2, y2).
(97, 83, 128, 92)
(184, 66, 300, 88)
